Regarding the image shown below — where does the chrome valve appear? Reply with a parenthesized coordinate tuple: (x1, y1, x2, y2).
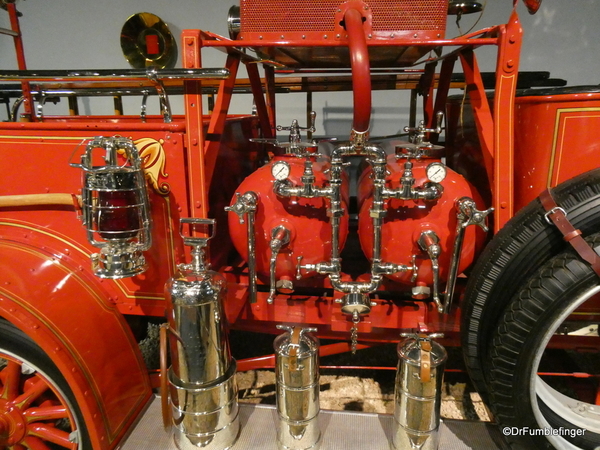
(252, 112, 318, 156)
(418, 230, 443, 313)
(404, 111, 444, 146)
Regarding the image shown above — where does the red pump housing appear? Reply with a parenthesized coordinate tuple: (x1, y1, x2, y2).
(358, 154, 486, 285)
(228, 154, 350, 283)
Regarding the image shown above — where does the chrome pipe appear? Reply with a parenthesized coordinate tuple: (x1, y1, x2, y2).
(267, 226, 291, 304)
(418, 231, 443, 313)
(274, 325, 321, 450)
(225, 192, 258, 303)
(443, 197, 493, 313)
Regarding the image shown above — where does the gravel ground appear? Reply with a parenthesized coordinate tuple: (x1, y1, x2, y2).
(231, 331, 492, 422)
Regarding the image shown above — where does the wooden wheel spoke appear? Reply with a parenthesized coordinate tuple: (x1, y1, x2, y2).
(22, 435, 52, 450)
(1, 361, 22, 401)
(14, 377, 49, 410)
(24, 405, 69, 422)
(29, 424, 75, 449)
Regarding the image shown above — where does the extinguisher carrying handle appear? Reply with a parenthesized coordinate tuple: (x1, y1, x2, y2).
(179, 218, 216, 248)
(399, 332, 444, 382)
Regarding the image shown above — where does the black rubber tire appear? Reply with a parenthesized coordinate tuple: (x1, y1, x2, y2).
(461, 168, 600, 399)
(0, 320, 91, 449)
(487, 234, 600, 449)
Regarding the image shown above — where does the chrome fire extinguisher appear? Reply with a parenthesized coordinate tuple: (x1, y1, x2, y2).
(392, 332, 447, 450)
(274, 325, 321, 450)
(162, 218, 239, 450)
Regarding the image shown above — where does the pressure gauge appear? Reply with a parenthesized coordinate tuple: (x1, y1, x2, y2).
(426, 162, 447, 183)
(271, 161, 291, 181)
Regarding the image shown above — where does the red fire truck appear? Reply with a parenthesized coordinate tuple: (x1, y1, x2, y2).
(1, 0, 600, 449)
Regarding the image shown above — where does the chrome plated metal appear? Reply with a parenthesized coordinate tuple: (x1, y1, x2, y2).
(227, 6, 241, 39)
(70, 136, 152, 279)
(447, 2, 483, 15)
(0, 68, 231, 82)
(443, 197, 493, 313)
(169, 364, 240, 450)
(404, 111, 443, 146)
(140, 90, 149, 122)
(274, 325, 321, 450)
(418, 230, 443, 313)
(147, 68, 172, 123)
(120, 12, 177, 70)
(267, 226, 291, 304)
(252, 113, 318, 157)
(225, 191, 259, 303)
(165, 218, 239, 449)
(393, 333, 447, 450)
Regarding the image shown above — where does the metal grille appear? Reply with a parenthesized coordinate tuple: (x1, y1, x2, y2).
(369, 0, 447, 31)
(240, 0, 447, 34)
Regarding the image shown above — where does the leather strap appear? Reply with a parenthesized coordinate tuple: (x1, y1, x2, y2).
(539, 188, 600, 276)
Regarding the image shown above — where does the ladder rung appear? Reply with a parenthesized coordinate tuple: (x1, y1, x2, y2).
(0, 27, 18, 37)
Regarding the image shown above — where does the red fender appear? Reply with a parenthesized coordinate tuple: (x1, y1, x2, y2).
(0, 224, 152, 449)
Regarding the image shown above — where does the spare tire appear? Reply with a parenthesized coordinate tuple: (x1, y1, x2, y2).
(488, 234, 600, 449)
(461, 168, 600, 399)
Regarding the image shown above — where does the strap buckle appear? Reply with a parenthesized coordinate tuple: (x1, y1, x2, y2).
(544, 206, 567, 225)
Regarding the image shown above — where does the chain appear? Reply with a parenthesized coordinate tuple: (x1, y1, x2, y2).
(350, 311, 360, 355)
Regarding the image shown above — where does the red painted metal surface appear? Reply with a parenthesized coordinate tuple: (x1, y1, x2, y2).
(344, 5, 372, 134)
(237, 0, 447, 43)
(447, 88, 600, 212)
(0, 237, 152, 449)
(2, 2, 600, 445)
(512, 90, 600, 210)
(357, 155, 486, 285)
(228, 155, 350, 282)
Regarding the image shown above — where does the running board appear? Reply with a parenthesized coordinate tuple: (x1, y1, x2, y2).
(121, 397, 508, 449)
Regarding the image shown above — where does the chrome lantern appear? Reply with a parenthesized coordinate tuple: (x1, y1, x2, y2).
(72, 136, 152, 278)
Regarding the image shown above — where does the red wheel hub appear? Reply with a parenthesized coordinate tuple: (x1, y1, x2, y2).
(0, 399, 27, 446)
(0, 357, 78, 449)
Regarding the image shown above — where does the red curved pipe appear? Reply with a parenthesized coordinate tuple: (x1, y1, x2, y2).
(344, 7, 371, 134)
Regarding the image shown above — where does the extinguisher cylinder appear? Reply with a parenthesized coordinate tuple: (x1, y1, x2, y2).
(169, 362, 239, 450)
(274, 326, 321, 450)
(392, 335, 447, 450)
(164, 218, 239, 450)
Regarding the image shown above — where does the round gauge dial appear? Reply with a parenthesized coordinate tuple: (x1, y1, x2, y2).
(426, 162, 447, 183)
(271, 161, 291, 181)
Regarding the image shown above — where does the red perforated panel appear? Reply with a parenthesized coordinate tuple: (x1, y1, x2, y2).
(240, 0, 447, 34)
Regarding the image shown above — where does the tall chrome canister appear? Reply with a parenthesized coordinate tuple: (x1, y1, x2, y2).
(165, 218, 239, 450)
(392, 332, 447, 450)
(274, 325, 321, 450)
